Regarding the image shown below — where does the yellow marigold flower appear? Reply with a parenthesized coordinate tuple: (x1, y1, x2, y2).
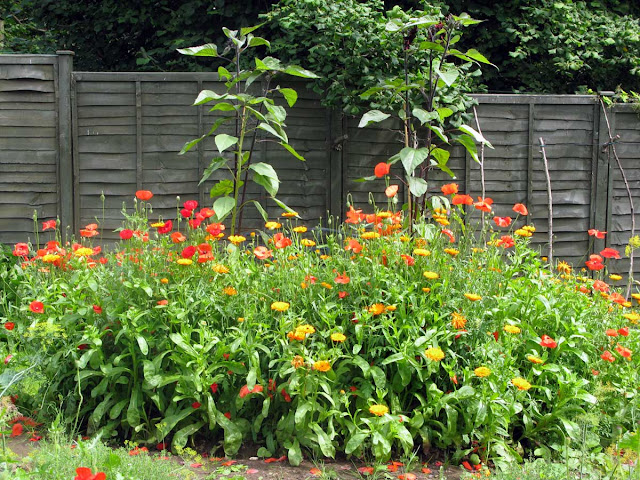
(425, 347, 445, 362)
(74, 247, 94, 257)
(423, 271, 439, 280)
(282, 211, 298, 218)
(464, 293, 482, 302)
(514, 228, 532, 238)
(472, 248, 485, 253)
(150, 221, 165, 228)
(523, 225, 536, 232)
(385, 305, 396, 312)
(301, 239, 316, 247)
(609, 274, 623, 281)
(361, 231, 380, 240)
(527, 355, 544, 364)
(377, 211, 393, 219)
(223, 286, 237, 296)
(42, 254, 61, 263)
(511, 377, 532, 391)
(293, 226, 307, 233)
(622, 301, 632, 308)
(422, 287, 431, 293)
(313, 360, 332, 372)
(297, 324, 315, 335)
(400, 235, 411, 242)
(369, 404, 389, 417)
(320, 282, 333, 289)
(320, 254, 331, 260)
(368, 303, 385, 315)
(474, 367, 491, 378)
(265, 221, 282, 230)
(444, 248, 459, 256)
(623, 313, 640, 324)
(451, 312, 467, 330)
(556, 261, 572, 274)
(331, 332, 346, 343)
(413, 248, 431, 257)
(435, 217, 450, 226)
(287, 330, 306, 341)
(503, 325, 521, 334)
(237, 317, 245, 323)
(291, 355, 305, 369)
(228, 235, 246, 245)
(177, 258, 192, 265)
(160, 278, 169, 284)
(212, 264, 229, 274)
(632, 293, 640, 302)
(300, 282, 308, 289)
(271, 301, 290, 312)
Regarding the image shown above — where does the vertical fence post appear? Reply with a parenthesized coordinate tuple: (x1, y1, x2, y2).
(56, 50, 75, 235)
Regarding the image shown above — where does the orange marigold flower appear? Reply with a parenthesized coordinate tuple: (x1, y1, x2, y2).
(291, 355, 305, 369)
(474, 367, 491, 378)
(425, 347, 445, 361)
(451, 312, 467, 329)
(368, 303, 385, 315)
(527, 355, 544, 364)
(511, 377, 531, 391)
(313, 360, 332, 372)
(464, 293, 482, 302)
(271, 301, 290, 312)
(369, 404, 389, 416)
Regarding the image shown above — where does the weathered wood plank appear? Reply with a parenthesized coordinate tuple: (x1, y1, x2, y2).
(0, 64, 54, 81)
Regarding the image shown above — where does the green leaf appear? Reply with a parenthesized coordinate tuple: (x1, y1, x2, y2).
(255, 56, 283, 71)
(217, 66, 232, 81)
(169, 333, 198, 357)
(271, 197, 295, 214)
(459, 124, 494, 148)
(214, 134, 238, 153)
(158, 408, 195, 437)
(177, 44, 219, 57)
(172, 421, 206, 451)
(127, 387, 142, 427)
(464, 48, 494, 65)
(399, 147, 430, 175)
(437, 108, 454, 120)
(136, 336, 148, 356)
(209, 102, 238, 112)
(454, 134, 479, 162)
(431, 148, 455, 177)
(199, 157, 227, 186)
(427, 125, 449, 143)
(370, 366, 386, 389)
(179, 136, 204, 155)
(436, 67, 459, 87)
(345, 433, 368, 455)
(213, 196, 236, 222)
(295, 402, 312, 426)
(287, 438, 303, 466)
(280, 142, 305, 161)
(311, 423, 335, 458)
(251, 200, 269, 222)
(248, 36, 270, 48)
(109, 399, 129, 420)
(257, 122, 287, 142)
(256, 447, 272, 458)
(358, 110, 390, 128)
(209, 179, 235, 198)
(412, 108, 439, 125)
(283, 65, 320, 79)
(250, 162, 279, 197)
(193, 90, 227, 105)
(407, 176, 429, 197)
(241, 24, 264, 36)
(380, 352, 404, 365)
(278, 88, 298, 107)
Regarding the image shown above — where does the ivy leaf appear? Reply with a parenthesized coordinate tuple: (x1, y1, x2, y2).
(358, 110, 390, 128)
(214, 134, 238, 153)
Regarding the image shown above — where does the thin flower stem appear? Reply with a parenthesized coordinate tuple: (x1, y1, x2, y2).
(473, 106, 486, 231)
(539, 137, 554, 267)
(599, 98, 635, 299)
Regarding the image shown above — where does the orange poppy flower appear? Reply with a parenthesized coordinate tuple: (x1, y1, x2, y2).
(452, 194, 473, 205)
(374, 162, 390, 178)
(474, 197, 493, 212)
(136, 190, 153, 201)
(441, 183, 458, 195)
(588, 229, 606, 239)
(513, 203, 528, 215)
(385, 185, 399, 197)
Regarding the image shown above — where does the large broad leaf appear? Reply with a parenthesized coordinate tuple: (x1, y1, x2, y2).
(345, 433, 368, 455)
(407, 176, 429, 197)
(213, 196, 236, 222)
(214, 134, 238, 153)
(431, 148, 455, 178)
(127, 386, 142, 428)
(209, 179, 235, 198)
(172, 421, 206, 450)
(177, 44, 219, 57)
(278, 88, 298, 107)
(280, 142, 305, 161)
(250, 162, 279, 197)
(412, 108, 439, 125)
(241, 24, 264, 36)
(255, 56, 283, 71)
(257, 123, 287, 143)
(427, 125, 449, 143)
(283, 65, 319, 79)
(248, 36, 270, 48)
(311, 423, 336, 458)
(194, 90, 228, 105)
(199, 157, 227, 186)
(462, 48, 494, 66)
(399, 147, 430, 175)
(435, 67, 460, 87)
(358, 110, 390, 128)
(286, 438, 303, 466)
(216, 411, 243, 456)
(437, 107, 454, 120)
(454, 134, 479, 163)
(459, 124, 494, 148)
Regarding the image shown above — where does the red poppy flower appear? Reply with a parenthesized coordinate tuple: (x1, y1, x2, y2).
(184, 200, 198, 211)
(334, 272, 350, 284)
(588, 229, 606, 239)
(206, 223, 225, 235)
(374, 162, 391, 178)
(400, 254, 415, 266)
(281, 388, 292, 402)
(29, 301, 44, 314)
(493, 216, 512, 227)
(345, 206, 364, 224)
(474, 197, 493, 212)
(462, 461, 474, 472)
(441, 183, 458, 195)
(4, 322, 14, 331)
(224, 412, 231, 419)
(385, 185, 399, 198)
(273, 233, 292, 249)
(585, 257, 604, 271)
(199, 207, 215, 218)
(452, 194, 473, 205)
(4, 354, 13, 364)
(210, 383, 219, 394)
(29, 435, 42, 442)
(609, 292, 626, 304)
(496, 235, 515, 248)
(181, 246, 196, 258)
(42, 220, 57, 231)
(128, 446, 149, 456)
(157, 299, 168, 306)
(618, 327, 629, 336)
(338, 291, 349, 299)
(513, 203, 528, 215)
(10, 423, 23, 437)
(157, 220, 173, 234)
(601, 350, 615, 362)
(605, 328, 619, 337)
(188, 218, 202, 229)
(180, 208, 193, 218)
(616, 344, 632, 358)
(592, 280, 609, 292)
(600, 248, 621, 259)
(80, 227, 99, 238)
(92, 305, 102, 314)
(135, 190, 153, 201)
(74, 467, 106, 480)
(358, 467, 374, 475)
(253, 246, 273, 260)
(157, 442, 167, 451)
(192, 401, 201, 409)
(239, 384, 264, 398)
(119, 229, 134, 240)
(540, 334, 557, 348)
(441, 229, 455, 243)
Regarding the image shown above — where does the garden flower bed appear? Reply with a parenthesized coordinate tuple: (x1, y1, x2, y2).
(1, 185, 639, 476)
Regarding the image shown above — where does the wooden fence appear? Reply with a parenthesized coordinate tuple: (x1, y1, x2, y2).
(1, 53, 639, 279)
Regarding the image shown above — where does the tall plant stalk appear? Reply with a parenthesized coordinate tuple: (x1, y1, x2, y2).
(539, 137, 554, 267)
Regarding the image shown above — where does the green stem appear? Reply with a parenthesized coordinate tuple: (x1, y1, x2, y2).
(230, 109, 248, 235)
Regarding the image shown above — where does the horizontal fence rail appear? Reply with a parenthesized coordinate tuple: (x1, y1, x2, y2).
(0, 53, 638, 282)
